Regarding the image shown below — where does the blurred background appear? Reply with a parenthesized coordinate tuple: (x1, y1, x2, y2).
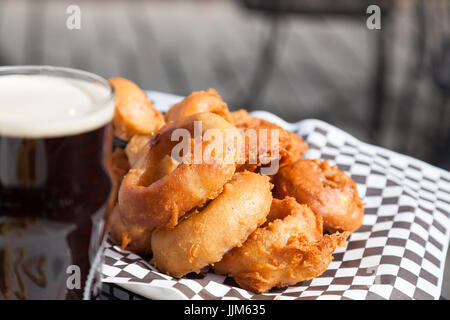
(0, 0, 449, 170)
(0, 0, 449, 298)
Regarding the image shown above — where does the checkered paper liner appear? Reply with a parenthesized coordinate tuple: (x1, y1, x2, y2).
(101, 92, 450, 300)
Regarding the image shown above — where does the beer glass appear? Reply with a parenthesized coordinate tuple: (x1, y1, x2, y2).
(0, 66, 115, 299)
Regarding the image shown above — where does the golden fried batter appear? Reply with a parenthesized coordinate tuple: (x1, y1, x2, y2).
(165, 88, 232, 123)
(118, 113, 240, 230)
(108, 205, 153, 255)
(125, 134, 151, 168)
(108, 77, 165, 141)
(105, 148, 130, 226)
(214, 197, 349, 293)
(273, 159, 364, 233)
(151, 172, 273, 278)
(231, 109, 308, 173)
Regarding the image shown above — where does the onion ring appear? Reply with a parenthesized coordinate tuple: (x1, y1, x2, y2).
(105, 148, 130, 224)
(108, 205, 153, 255)
(165, 88, 232, 123)
(214, 197, 350, 293)
(118, 112, 240, 229)
(151, 171, 273, 277)
(108, 140, 176, 255)
(108, 77, 165, 141)
(273, 159, 364, 233)
(105, 149, 154, 255)
(231, 109, 308, 172)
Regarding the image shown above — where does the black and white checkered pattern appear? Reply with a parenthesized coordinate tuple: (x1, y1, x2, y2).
(101, 93, 450, 300)
(100, 283, 147, 300)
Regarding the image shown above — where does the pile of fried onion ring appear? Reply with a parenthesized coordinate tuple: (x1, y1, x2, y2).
(106, 79, 364, 293)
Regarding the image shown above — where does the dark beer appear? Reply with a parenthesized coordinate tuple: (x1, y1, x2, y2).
(0, 66, 114, 299)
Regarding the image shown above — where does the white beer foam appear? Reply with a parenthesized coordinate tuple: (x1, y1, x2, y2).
(0, 75, 114, 138)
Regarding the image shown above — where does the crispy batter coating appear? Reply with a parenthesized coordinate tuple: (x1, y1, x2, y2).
(262, 197, 322, 238)
(105, 149, 155, 255)
(125, 134, 151, 168)
(230, 109, 253, 126)
(273, 159, 364, 233)
(108, 77, 165, 141)
(165, 88, 232, 123)
(214, 197, 350, 293)
(231, 109, 308, 173)
(108, 205, 153, 255)
(151, 172, 273, 277)
(105, 148, 130, 225)
(118, 112, 240, 230)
